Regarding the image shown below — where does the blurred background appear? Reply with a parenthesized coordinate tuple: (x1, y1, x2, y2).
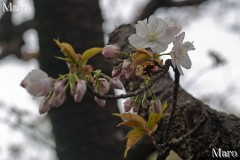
(0, 0, 240, 159)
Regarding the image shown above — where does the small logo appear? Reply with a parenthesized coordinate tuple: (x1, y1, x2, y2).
(2, 2, 28, 12)
(212, 148, 238, 158)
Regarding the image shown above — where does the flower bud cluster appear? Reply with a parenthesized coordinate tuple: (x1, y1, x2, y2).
(21, 69, 88, 114)
(21, 68, 125, 113)
(111, 60, 134, 80)
(123, 97, 140, 113)
(123, 90, 162, 114)
(93, 76, 124, 108)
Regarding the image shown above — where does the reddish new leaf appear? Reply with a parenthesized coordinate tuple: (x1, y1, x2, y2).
(114, 113, 148, 129)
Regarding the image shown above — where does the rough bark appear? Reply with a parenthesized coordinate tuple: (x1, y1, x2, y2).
(33, 1, 125, 160)
(108, 25, 240, 160)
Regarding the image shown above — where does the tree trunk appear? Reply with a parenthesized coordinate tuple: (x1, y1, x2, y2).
(108, 25, 240, 160)
(33, 1, 125, 159)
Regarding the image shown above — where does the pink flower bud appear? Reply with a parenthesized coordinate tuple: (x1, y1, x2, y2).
(122, 60, 133, 79)
(74, 80, 87, 103)
(20, 69, 53, 97)
(133, 105, 139, 113)
(102, 45, 119, 58)
(49, 92, 66, 107)
(110, 78, 124, 89)
(94, 97, 106, 108)
(54, 80, 65, 94)
(112, 67, 120, 77)
(122, 60, 131, 69)
(142, 95, 148, 109)
(94, 78, 110, 95)
(123, 68, 133, 79)
(39, 99, 51, 114)
(150, 99, 161, 113)
(123, 98, 132, 112)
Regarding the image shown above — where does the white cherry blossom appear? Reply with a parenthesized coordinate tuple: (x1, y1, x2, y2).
(170, 32, 195, 75)
(128, 15, 181, 53)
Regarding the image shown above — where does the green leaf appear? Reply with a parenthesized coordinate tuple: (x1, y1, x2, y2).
(114, 109, 168, 159)
(147, 112, 162, 133)
(124, 128, 145, 158)
(81, 47, 103, 62)
(147, 102, 168, 133)
(160, 102, 168, 114)
(55, 56, 72, 63)
(54, 39, 77, 61)
(68, 74, 77, 95)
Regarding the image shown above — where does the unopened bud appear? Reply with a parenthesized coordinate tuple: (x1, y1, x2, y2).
(150, 99, 161, 113)
(110, 78, 124, 90)
(74, 80, 87, 102)
(123, 98, 132, 112)
(112, 67, 120, 77)
(54, 80, 65, 94)
(20, 69, 53, 97)
(39, 99, 51, 114)
(49, 92, 66, 107)
(102, 45, 119, 58)
(94, 78, 110, 95)
(142, 95, 149, 109)
(94, 97, 106, 108)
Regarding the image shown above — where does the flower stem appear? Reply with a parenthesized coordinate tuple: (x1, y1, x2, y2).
(159, 53, 170, 57)
(164, 67, 180, 141)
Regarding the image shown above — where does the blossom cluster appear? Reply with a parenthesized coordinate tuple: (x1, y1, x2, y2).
(21, 69, 124, 114)
(20, 15, 195, 115)
(20, 41, 123, 114)
(129, 15, 195, 75)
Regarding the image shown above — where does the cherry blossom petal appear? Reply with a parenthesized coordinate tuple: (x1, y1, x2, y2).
(128, 34, 149, 48)
(136, 21, 149, 37)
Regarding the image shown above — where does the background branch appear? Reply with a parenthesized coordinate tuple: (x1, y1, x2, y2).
(0, 0, 36, 60)
(135, 0, 209, 21)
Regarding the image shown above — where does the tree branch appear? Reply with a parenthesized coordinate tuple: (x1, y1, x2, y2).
(164, 68, 180, 141)
(109, 24, 240, 159)
(88, 59, 171, 100)
(135, 0, 209, 21)
(0, 0, 36, 60)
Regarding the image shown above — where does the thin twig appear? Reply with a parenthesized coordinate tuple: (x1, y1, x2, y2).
(0, 117, 55, 149)
(164, 68, 180, 141)
(88, 59, 172, 100)
(160, 114, 208, 148)
(156, 147, 171, 160)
